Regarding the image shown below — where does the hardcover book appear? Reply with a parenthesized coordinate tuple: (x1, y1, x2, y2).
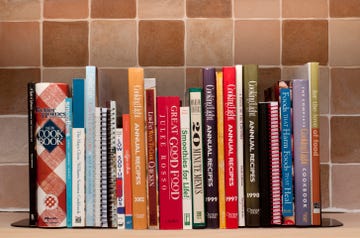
(189, 88, 206, 228)
(243, 64, 260, 227)
(222, 67, 238, 229)
(202, 67, 219, 228)
(65, 98, 72, 228)
(180, 106, 193, 230)
(157, 96, 183, 229)
(292, 79, 311, 226)
(128, 68, 148, 229)
(115, 128, 125, 229)
(35, 82, 69, 227)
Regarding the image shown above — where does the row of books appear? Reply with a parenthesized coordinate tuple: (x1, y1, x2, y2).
(27, 63, 321, 229)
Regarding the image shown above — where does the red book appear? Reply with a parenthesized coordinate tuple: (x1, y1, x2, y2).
(156, 96, 183, 229)
(222, 67, 238, 228)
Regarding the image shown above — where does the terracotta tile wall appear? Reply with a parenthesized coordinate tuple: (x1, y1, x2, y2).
(0, 0, 359, 212)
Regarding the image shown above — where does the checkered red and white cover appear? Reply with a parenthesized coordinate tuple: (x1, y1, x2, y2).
(35, 83, 69, 227)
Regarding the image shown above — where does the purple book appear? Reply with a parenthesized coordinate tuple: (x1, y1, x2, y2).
(203, 67, 219, 228)
(292, 79, 311, 226)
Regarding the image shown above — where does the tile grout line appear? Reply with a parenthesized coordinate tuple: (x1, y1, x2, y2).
(40, 0, 44, 82)
(88, 0, 91, 66)
(183, 0, 187, 101)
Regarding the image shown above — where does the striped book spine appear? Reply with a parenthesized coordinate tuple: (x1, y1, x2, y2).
(100, 107, 108, 227)
(116, 128, 125, 229)
(94, 107, 102, 227)
(85, 66, 96, 227)
(65, 97, 72, 228)
(293, 79, 311, 226)
(35, 83, 69, 227)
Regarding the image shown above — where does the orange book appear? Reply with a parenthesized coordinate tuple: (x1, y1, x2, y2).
(122, 114, 133, 229)
(128, 68, 148, 229)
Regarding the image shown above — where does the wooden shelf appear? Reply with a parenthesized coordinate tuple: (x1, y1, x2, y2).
(1, 212, 358, 238)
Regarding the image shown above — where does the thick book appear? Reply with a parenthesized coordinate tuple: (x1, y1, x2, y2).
(292, 79, 311, 226)
(107, 101, 117, 228)
(100, 107, 108, 227)
(222, 67, 238, 229)
(115, 128, 125, 229)
(145, 78, 158, 229)
(85, 66, 96, 227)
(72, 78, 85, 227)
(35, 82, 69, 227)
(27, 82, 37, 226)
(202, 67, 219, 228)
(122, 114, 133, 229)
(65, 98, 72, 228)
(243, 64, 260, 227)
(215, 72, 226, 229)
(189, 88, 206, 228)
(94, 107, 102, 227)
(180, 106, 193, 230)
(128, 68, 147, 229)
(279, 86, 295, 225)
(235, 64, 245, 227)
(157, 96, 183, 230)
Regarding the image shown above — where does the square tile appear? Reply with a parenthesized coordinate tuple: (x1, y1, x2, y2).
(43, 21, 88, 67)
(0, 165, 29, 208)
(320, 164, 330, 209)
(44, 0, 88, 19)
(186, 19, 233, 66)
(331, 68, 360, 114)
(0, 22, 40, 67)
(331, 116, 360, 163)
(43, 68, 86, 86)
(235, 20, 280, 65)
(139, 0, 184, 19)
(90, 20, 137, 67)
(186, 68, 203, 90)
(330, 0, 360, 17)
(320, 116, 329, 163)
(234, 0, 280, 18)
(91, 0, 136, 18)
(139, 20, 184, 66)
(0, 69, 40, 114)
(332, 165, 360, 209)
(186, 0, 232, 18)
(330, 20, 360, 66)
(0, 0, 40, 20)
(0, 118, 28, 163)
(282, 0, 328, 18)
(282, 20, 328, 65)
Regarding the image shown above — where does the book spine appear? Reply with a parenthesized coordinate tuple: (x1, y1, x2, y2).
(235, 65, 245, 227)
(35, 82, 69, 227)
(279, 87, 295, 225)
(122, 114, 133, 229)
(28, 82, 37, 226)
(157, 96, 183, 229)
(116, 128, 125, 229)
(85, 66, 96, 227)
(65, 98, 72, 228)
(293, 79, 311, 226)
(308, 62, 321, 226)
(243, 64, 260, 227)
(107, 101, 117, 228)
(128, 68, 147, 229)
(100, 107, 108, 227)
(189, 88, 206, 228)
(145, 79, 158, 229)
(94, 107, 102, 227)
(268, 102, 282, 225)
(203, 68, 219, 228)
(215, 72, 226, 229)
(222, 67, 238, 229)
(258, 102, 271, 227)
(180, 106, 193, 230)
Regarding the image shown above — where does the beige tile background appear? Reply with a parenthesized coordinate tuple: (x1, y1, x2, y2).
(0, 0, 359, 212)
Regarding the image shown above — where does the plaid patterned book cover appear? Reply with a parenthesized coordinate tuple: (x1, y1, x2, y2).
(35, 83, 69, 227)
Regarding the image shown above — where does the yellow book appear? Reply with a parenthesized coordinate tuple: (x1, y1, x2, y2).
(216, 71, 226, 229)
(128, 68, 148, 229)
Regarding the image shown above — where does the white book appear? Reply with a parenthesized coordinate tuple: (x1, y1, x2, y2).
(94, 107, 102, 227)
(116, 128, 125, 229)
(180, 107, 193, 229)
(235, 64, 245, 227)
(72, 128, 85, 227)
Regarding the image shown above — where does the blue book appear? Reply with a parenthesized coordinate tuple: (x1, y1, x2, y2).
(73, 79, 85, 128)
(65, 97, 73, 228)
(292, 79, 311, 226)
(85, 66, 96, 227)
(279, 87, 294, 224)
